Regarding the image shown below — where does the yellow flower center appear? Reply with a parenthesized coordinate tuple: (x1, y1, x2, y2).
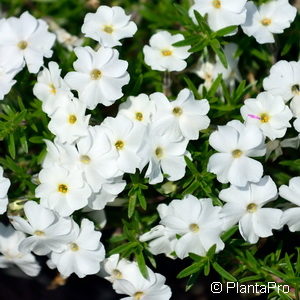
(115, 140, 125, 150)
(155, 147, 164, 159)
(161, 49, 173, 56)
(135, 112, 143, 121)
(260, 113, 270, 123)
(80, 155, 91, 164)
(90, 69, 102, 80)
(212, 0, 221, 8)
(247, 203, 258, 213)
(34, 230, 45, 236)
(68, 114, 77, 124)
(112, 269, 123, 279)
(232, 149, 243, 158)
(49, 84, 57, 95)
(58, 184, 68, 194)
(189, 223, 200, 233)
(18, 40, 28, 50)
(292, 84, 300, 95)
(261, 18, 272, 26)
(172, 107, 183, 116)
(134, 292, 144, 300)
(103, 25, 114, 34)
(70, 243, 79, 252)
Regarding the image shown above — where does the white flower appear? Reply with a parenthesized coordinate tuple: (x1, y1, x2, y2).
(33, 61, 72, 116)
(50, 218, 105, 278)
(279, 177, 300, 232)
(208, 120, 266, 187)
(263, 60, 300, 103)
(113, 266, 172, 300)
(219, 176, 282, 244)
(10, 201, 73, 255)
(0, 11, 56, 73)
(88, 176, 126, 210)
(48, 97, 90, 144)
(143, 31, 191, 72)
(103, 254, 138, 283)
(35, 165, 92, 217)
(0, 60, 21, 100)
(242, 1, 297, 44)
(159, 195, 224, 259)
(0, 224, 41, 277)
(0, 166, 10, 214)
(151, 89, 210, 140)
(118, 94, 154, 126)
(82, 5, 137, 47)
(145, 124, 188, 185)
(193, 61, 215, 90)
(102, 115, 145, 174)
(241, 92, 293, 140)
(189, 0, 247, 33)
(65, 46, 129, 109)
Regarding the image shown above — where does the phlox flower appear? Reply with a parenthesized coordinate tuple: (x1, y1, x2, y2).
(279, 177, 300, 232)
(102, 115, 146, 174)
(0, 166, 10, 214)
(145, 124, 189, 185)
(50, 218, 105, 278)
(113, 266, 172, 300)
(208, 120, 266, 187)
(35, 165, 92, 217)
(151, 89, 210, 140)
(48, 97, 90, 144)
(159, 195, 224, 259)
(0, 11, 56, 73)
(0, 223, 41, 277)
(10, 201, 73, 255)
(189, 0, 247, 34)
(242, 0, 297, 44)
(241, 92, 293, 140)
(82, 5, 137, 47)
(118, 94, 154, 126)
(65, 46, 129, 109)
(33, 61, 72, 116)
(219, 176, 282, 244)
(143, 31, 191, 72)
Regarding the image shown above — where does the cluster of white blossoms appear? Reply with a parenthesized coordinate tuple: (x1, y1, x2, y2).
(0, 1, 299, 299)
(189, 0, 296, 44)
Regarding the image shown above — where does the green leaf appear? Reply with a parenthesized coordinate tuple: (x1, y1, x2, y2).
(109, 242, 138, 256)
(214, 25, 237, 37)
(221, 226, 238, 242)
(8, 133, 16, 159)
(212, 262, 237, 281)
(128, 194, 137, 218)
(177, 260, 206, 278)
(210, 42, 228, 68)
(136, 248, 149, 278)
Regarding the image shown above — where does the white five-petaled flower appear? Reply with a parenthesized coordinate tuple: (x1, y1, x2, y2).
(0, 223, 41, 277)
(189, 0, 247, 34)
(159, 195, 224, 259)
(10, 201, 73, 255)
(0, 11, 56, 73)
(0, 166, 10, 214)
(113, 265, 172, 300)
(279, 177, 300, 232)
(102, 115, 145, 174)
(220, 176, 282, 244)
(143, 31, 191, 72)
(65, 46, 129, 109)
(118, 94, 154, 126)
(145, 124, 189, 185)
(35, 165, 92, 217)
(151, 89, 210, 140)
(241, 92, 293, 140)
(33, 61, 72, 116)
(242, 0, 297, 44)
(208, 120, 266, 187)
(50, 218, 105, 278)
(81, 5, 137, 47)
(48, 97, 90, 144)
